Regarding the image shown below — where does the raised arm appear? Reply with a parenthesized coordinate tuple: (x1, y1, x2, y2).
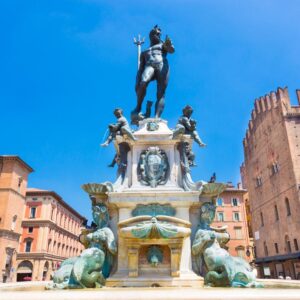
(163, 36, 175, 54)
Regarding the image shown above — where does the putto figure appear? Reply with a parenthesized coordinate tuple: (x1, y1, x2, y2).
(131, 25, 175, 123)
(173, 105, 206, 147)
(101, 108, 137, 147)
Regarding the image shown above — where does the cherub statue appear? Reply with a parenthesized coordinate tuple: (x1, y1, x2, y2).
(46, 203, 117, 289)
(101, 108, 137, 147)
(192, 203, 261, 287)
(173, 105, 206, 147)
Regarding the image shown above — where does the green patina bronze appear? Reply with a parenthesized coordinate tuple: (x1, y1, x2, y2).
(131, 217, 178, 239)
(192, 202, 262, 288)
(132, 204, 176, 217)
(46, 203, 117, 289)
(147, 246, 163, 267)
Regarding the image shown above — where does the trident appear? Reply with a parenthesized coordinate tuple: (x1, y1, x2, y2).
(133, 34, 145, 70)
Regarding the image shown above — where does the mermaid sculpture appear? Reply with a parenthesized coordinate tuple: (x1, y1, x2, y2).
(192, 202, 261, 287)
(46, 203, 117, 289)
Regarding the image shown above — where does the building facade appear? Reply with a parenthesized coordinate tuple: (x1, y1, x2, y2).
(212, 185, 253, 262)
(15, 188, 86, 281)
(241, 87, 300, 279)
(0, 156, 33, 283)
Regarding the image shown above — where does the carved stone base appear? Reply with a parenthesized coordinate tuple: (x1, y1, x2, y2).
(106, 271, 203, 287)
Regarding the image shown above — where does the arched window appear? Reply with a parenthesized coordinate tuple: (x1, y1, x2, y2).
(274, 205, 279, 221)
(285, 235, 292, 253)
(285, 198, 291, 216)
(47, 239, 52, 252)
(11, 215, 17, 231)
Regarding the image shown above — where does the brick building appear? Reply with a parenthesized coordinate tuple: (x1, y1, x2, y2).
(0, 155, 86, 282)
(212, 185, 253, 262)
(241, 87, 300, 279)
(0, 156, 33, 283)
(15, 188, 86, 281)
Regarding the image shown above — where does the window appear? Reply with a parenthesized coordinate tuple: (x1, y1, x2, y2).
(294, 239, 299, 251)
(234, 227, 243, 239)
(48, 239, 52, 252)
(217, 212, 224, 222)
(28, 227, 33, 233)
(271, 162, 279, 175)
(287, 241, 292, 253)
(274, 205, 279, 221)
(285, 198, 291, 216)
(264, 241, 268, 256)
(30, 207, 36, 218)
(233, 212, 240, 221)
(260, 212, 264, 227)
(217, 198, 223, 206)
(274, 243, 279, 254)
(256, 176, 262, 187)
(11, 215, 17, 231)
(236, 247, 245, 258)
(25, 240, 32, 252)
(232, 198, 239, 206)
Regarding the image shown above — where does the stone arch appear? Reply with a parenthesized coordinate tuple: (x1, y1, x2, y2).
(17, 260, 33, 282)
(43, 261, 49, 280)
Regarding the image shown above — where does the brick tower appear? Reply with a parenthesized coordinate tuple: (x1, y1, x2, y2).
(241, 87, 300, 279)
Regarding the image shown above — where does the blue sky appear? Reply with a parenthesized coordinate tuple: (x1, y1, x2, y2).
(1, 0, 300, 221)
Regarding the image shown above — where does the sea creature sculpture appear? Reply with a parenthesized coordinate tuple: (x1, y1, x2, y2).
(192, 202, 262, 287)
(46, 203, 117, 289)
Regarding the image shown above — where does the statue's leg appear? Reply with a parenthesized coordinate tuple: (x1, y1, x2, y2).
(134, 66, 155, 113)
(172, 124, 185, 139)
(121, 127, 137, 141)
(192, 131, 206, 147)
(155, 64, 170, 118)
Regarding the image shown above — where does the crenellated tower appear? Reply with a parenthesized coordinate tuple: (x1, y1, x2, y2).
(241, 87, 300, 279)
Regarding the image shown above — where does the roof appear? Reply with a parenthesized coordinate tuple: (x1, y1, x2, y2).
(222, 187, 248, 194)
(26, 188, 86, 222)
(255, 252, 300, 263)
(0, 155, 34, 173)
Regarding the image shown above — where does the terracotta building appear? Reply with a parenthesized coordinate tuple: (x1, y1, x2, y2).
(212, 184, 253, 262)
(241, 87, 300, 279)
(0, 156, 33, 283)
(15, 188, 86, 281)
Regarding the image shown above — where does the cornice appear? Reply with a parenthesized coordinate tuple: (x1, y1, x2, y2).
(0, 188, 26, 199)
(17, 252, 68, 261)
(22, 219, 80, 239)
(0, 229, 21, 240)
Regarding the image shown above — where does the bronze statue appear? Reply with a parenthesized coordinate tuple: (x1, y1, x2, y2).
(101, 108, 137, 147)
(173, 105, 206, 147)
(131, 25, 175, 124)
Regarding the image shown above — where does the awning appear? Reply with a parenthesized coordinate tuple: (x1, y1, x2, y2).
(17, 266, 32, 274)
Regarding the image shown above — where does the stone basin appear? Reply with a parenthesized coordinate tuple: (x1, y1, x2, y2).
(1, 280, 300, 300)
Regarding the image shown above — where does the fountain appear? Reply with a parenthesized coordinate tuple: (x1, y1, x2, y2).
(2, 25, 300, 299)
